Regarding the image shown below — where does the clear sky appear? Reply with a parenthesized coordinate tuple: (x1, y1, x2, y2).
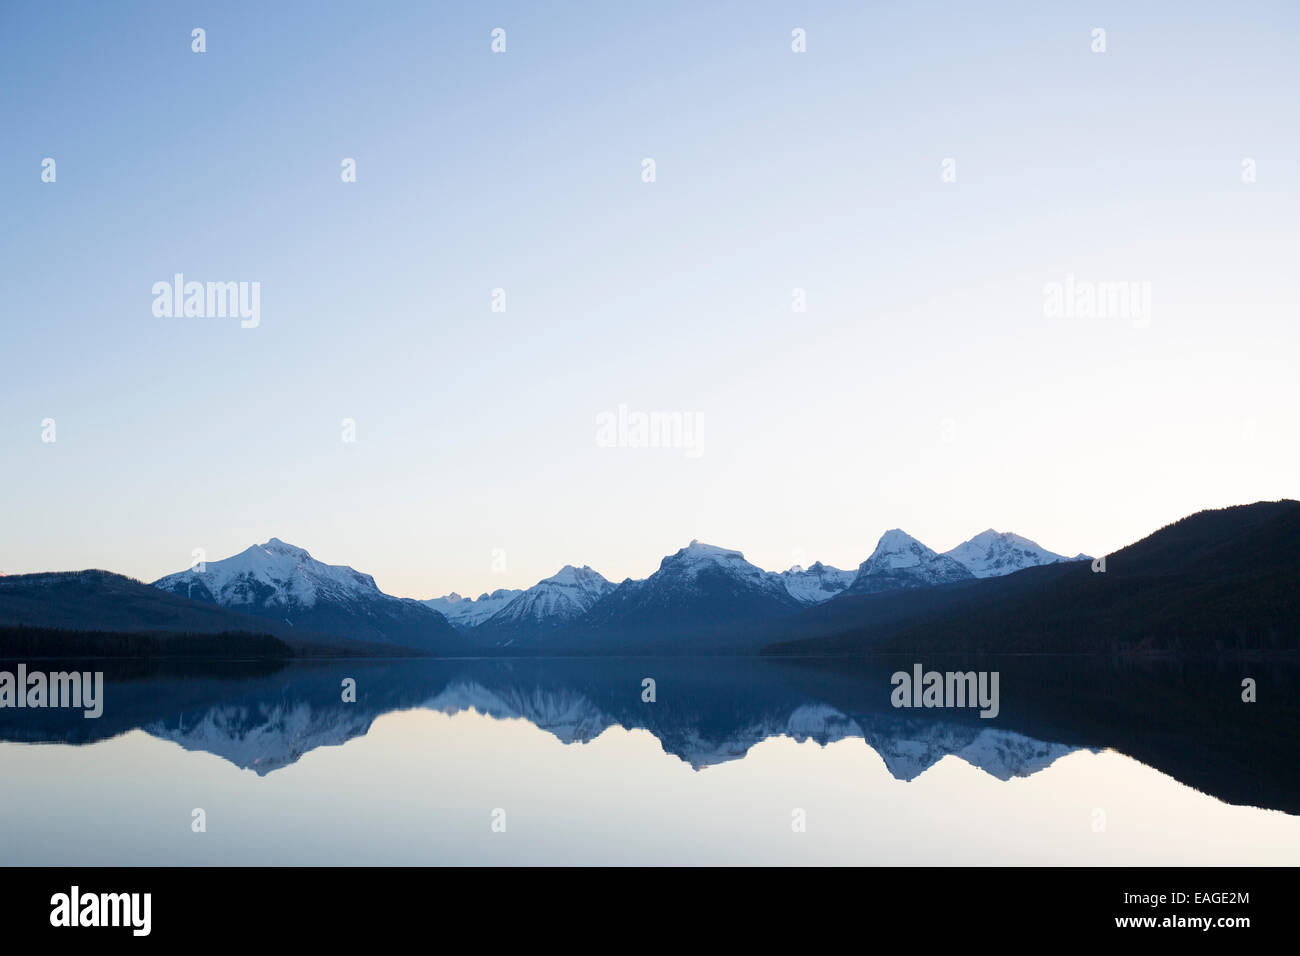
(2, 1, 1297, 598)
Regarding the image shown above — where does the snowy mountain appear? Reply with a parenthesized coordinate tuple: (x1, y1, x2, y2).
(943, 529, 1081, 578)
(479, 565, 614, 636)
(422, 588, 523, 630)
(776, 562, 856, 604)
(152, 538, 462, 652)
(844, 530, 975, 595)
(155, 538, 377, 608)
(578, 540, 802, 646)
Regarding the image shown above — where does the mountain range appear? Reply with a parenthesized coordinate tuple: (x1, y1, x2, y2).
(137, 526, 1078, 652)
(4, 500, 1296, 656)
(2, 524, 1074, 655)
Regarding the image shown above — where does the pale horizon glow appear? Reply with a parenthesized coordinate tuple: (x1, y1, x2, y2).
(2, 1, 1297, 598)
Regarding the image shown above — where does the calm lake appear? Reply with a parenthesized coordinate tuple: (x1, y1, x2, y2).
(1, 656, 1297, 865)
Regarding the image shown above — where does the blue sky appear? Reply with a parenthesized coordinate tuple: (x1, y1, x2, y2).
(3, 1, 1298, 597)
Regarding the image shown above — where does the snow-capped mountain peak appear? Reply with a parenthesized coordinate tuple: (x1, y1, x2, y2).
(777, 561, 855, 604)
(479, 564, 615, 630)
(661, 540, 771, 585)
(682, 539, 741, 561)
(150, 538, 463, 650)
(546, 564, 604, 587)
(863, 529, 934, 570)
(422, 588, 524, 629)
(154, 538, 379, 609)
(847, 530, 975, 594)
(579, 540, 802, 634)
(262, 537, 309, 557)
(942, 529, 1077, 578)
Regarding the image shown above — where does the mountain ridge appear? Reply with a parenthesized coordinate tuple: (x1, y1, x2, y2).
(11, 505, 1290, 657)
(151, 539, 462, 652)
(766, 500, 1300, 656)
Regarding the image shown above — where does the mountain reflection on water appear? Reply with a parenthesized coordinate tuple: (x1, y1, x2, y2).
(2, 655, 1295, 816)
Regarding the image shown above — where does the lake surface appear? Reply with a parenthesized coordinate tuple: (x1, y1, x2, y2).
(1, 656, 1297, 865)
